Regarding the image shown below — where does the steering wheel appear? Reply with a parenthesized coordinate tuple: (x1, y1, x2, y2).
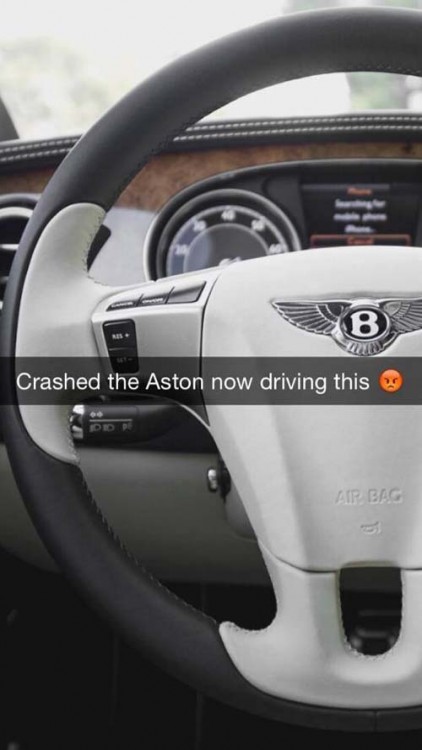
(4, 6, 422, 733)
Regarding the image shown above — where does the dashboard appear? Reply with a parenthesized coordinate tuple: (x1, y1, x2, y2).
(145, 160, 422, 279)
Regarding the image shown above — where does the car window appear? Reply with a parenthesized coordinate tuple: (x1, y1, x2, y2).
(1, 0, 422, 138)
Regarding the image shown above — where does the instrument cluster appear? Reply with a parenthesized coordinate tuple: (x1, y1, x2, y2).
(145, 160, 422, 279)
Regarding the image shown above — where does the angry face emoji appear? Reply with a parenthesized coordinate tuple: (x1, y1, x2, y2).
(379, 369, 403, 394)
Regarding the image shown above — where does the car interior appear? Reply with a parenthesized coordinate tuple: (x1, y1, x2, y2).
(4, 3, 422, 747)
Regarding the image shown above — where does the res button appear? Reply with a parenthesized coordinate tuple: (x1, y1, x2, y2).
(103, 320, 137, 349)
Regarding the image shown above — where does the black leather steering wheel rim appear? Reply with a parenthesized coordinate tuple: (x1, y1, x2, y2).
(4, 7, 422, 733)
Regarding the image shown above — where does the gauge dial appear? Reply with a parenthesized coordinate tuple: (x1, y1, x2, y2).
(149, 189, 301, 277)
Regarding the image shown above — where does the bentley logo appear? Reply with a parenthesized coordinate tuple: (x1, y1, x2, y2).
(272, 297, 422, 355)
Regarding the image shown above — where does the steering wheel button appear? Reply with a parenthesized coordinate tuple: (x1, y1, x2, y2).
(138, 288, 172, 306)
(107, 299, 137, 311)
(103, 320, 137, 349)
(168, 283, 205, 304)
(109, 348, 139, 374)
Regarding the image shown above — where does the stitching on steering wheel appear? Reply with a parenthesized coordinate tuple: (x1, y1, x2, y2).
(77, 468, 218, 625)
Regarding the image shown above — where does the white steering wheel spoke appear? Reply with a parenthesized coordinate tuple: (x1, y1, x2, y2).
(15, 204, 114, 462)
(221, 544, 422, 709)
(14, 203, 219, 461)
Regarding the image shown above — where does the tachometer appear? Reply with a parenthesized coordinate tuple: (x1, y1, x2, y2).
(147, 189, 301, 277)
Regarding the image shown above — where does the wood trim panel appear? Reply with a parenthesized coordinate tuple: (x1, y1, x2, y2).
(119, 142, 422, 211)
(0, 142, 421, 212)
(0, 168, 54, 200)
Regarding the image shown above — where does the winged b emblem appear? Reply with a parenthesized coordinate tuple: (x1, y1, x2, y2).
(272, 297, 422, 355)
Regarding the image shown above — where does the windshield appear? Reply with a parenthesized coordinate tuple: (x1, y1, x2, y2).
(2, 0, 422, 139)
